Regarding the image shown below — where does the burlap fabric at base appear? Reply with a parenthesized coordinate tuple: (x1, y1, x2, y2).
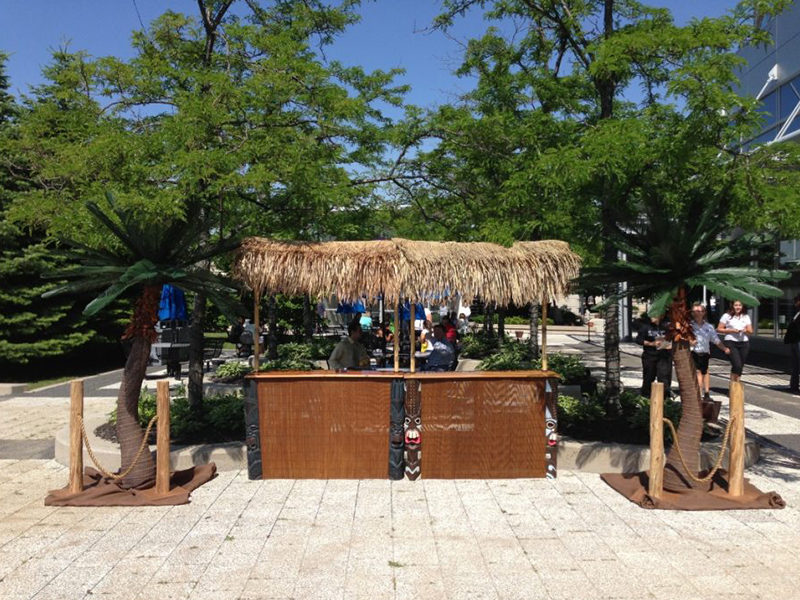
(602, 470, 785, 510)
(44, 463, 217, 507)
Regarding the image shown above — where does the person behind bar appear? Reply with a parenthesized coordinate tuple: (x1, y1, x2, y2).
(422, 324, 455, 371)
(328, 320, 370, 370)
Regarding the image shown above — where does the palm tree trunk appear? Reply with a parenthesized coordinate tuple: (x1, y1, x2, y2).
(187, 292, 206, 413)
(663, 340, 704, 490)
(117, 286, 159, 488)
(663, 288, 704, 491)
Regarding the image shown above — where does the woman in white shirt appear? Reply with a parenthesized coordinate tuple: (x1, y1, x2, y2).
(690, 302, 730, 401)
(716, 300, 753, 383)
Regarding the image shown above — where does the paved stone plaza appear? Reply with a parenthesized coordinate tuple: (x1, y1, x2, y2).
(0, 333, 798, 600)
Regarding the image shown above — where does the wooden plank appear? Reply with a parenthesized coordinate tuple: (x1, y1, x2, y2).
(420, 378, 546, 478)
(155, 380, 171, 495)
(247, 370, 559, 381)
(69, 380, 84, 493)
(648, 382, 664, 500)
(258, 379, 390, 478)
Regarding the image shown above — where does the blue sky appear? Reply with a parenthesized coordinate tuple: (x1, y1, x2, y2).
(2, 0, 739, 110)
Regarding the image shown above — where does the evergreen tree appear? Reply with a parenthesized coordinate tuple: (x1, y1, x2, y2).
(0, 52, 103, 376)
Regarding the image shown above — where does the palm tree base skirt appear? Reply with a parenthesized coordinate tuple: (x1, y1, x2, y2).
(601, 471, 785, 510)
(44, 463, 216, 507)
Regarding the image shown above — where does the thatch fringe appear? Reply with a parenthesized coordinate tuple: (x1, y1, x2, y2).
(232, 238, 581, 306)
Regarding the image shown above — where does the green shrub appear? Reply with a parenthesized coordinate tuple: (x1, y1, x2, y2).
(558, 390, 681, 444)
(503, 315, 528, 325)
(533, 353, 586, 383)
(309, 337, 337, 359)
(260, 341, 319, 371)
(460, 331, 501, 358)
(109, 384, 244, 443)
(214, 361, 252, 381)
(477, 339, 534, 370)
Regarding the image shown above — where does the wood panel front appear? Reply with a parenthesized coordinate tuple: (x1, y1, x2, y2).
(420, 378, 545, 478)
(258, 379, 390, 478)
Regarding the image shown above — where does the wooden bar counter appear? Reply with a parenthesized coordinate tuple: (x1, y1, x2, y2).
(244, 370, 559, 480)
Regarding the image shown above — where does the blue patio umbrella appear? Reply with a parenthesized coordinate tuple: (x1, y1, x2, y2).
(158, 284, 188, 322)
(400, 301, 425, 321)
(336, 299, 366, 314)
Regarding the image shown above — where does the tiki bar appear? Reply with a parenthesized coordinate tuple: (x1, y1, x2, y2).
(232, 238, 581, 481)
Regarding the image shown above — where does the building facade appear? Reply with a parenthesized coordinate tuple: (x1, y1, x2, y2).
(734, 3, 800, 333)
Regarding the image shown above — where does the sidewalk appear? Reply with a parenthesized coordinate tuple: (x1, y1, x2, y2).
(0, 337, 798, 599)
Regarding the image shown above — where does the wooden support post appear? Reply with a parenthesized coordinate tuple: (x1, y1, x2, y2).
(541, 299, 548, 371)
(648, 382, 664, 500)
(409, 305, 416, 373)
(729, 381, 745, 497)
(253, 292, 261, 373)
(68, 380, 84, 493)
(394, 299, 400, 372)
(156, 380, 171, 496)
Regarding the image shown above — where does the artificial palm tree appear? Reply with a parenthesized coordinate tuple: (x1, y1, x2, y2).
(45, 193, 241, 488)
(583, 196, 786, 491)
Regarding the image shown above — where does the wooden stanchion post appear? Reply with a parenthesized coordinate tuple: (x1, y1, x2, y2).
(541, 299, 548, 371)
(156, 380, 171, 496)
(69, 380, 84, 493)
(729, 381, 745, 497)
(394, 299, 400, 372)
(648, 382, 664, 500)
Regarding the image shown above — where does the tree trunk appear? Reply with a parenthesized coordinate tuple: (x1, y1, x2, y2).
(487, 302, 495, 337)
(603, 293, 621, 410)
(117, 285, 160, 489)
(498, 307, 506, 340)
(267, 295, 278, 359)
(187, 292, 206, 413)
(663, 341, 704, 490)
(529, 303, 540, 359)
(303, 293, 314, 341)
(663, 288, 705, 490)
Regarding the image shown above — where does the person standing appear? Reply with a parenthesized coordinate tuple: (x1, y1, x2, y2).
(784, 294, 800, 394)
(328, 321, 370, 370)
(716, 300, 753, 383)
(636, 314, 672, 400)
(690, 302, 730, 401)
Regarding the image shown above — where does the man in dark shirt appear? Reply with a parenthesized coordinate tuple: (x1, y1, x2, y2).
(636, 314, 672, 401)
(785, 294, 800, 394)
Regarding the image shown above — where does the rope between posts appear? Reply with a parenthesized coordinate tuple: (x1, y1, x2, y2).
(662, 415, 736, 484)
(78, 414, 159, 481)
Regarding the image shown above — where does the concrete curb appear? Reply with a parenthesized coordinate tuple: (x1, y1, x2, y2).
(0, 383, 27, 396)
(55, 417, 760, 475)
(54, 416, 246, 472)
(558, 436, 760, 473)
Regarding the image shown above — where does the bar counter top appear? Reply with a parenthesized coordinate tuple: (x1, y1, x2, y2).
(246, 369, 560, 381)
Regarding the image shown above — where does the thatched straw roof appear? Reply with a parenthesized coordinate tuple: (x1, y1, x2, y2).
(232, 237, 581, 306)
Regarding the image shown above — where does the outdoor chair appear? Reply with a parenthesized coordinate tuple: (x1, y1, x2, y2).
(203, 338, 225, 372)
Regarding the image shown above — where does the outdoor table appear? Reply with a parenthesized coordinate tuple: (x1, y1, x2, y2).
(244, 370, 559, 480)
(151, 342, 189, 377)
